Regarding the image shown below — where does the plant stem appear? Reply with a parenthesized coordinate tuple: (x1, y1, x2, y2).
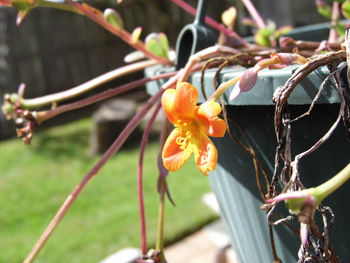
(240, 0, 266, 29)
(22, 59, 158, 109)
(66, 0, 172, 65)
(316, 162, 350, 201)
(36, 0, 80, 13)
(137, 102, 162, 255)
(35, 57, 209, 124)
(23, 70, 181, 263)
(23, 91, 164, 263)
(209, 76, 240, 101)
(156, 176, 166, 262)
(153, 117, 170, 262)
(35, 71, 177, 124)
(328, 1, 339, 43)
(170, 0, 249, 47)
(179, 45, 239, 81)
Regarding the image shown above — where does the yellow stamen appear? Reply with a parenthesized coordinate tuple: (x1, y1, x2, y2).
(176, 136, 188, 150)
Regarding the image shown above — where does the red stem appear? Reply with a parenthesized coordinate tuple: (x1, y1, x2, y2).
(240, 0, 266, 29)
(23, 59, 159, 109)
(36, 71, 177, 123)
(328, 1, 339, 43)
(137, 102, 162, 255)
(170, 0, 249, 47)
(66, 0, 172, 65)
(23, 71, 181, 263)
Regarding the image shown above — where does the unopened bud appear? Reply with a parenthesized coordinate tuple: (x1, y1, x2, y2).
(104, 8, 123, 30)
(229, 68, 258, 101)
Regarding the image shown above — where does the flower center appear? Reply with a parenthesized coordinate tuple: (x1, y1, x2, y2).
(175, 120, 196, 150)
(175, 135, 189, 150)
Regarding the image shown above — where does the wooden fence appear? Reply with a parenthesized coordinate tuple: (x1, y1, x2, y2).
(0, 0, 326, 139)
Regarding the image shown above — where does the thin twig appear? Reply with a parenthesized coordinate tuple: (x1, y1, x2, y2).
(240, 0, 266, 29)
(66, 0, 171, 65)
(22, 60, 159, 109)
(137, 102, 162, 255)
(178, 45, 240, 81)
(274, 50, 346, 137)
(290, 70, 337, 122)
(290, 80, 344, 184)
(222, 105, 271, 200)
(200, 58, 226, 100)
(22, 71, 181, 263)
(269, 225, 281, 262)
(328, 1, 340, 43)
(35, 71, 177, 124)
(36, 0, 80, 13)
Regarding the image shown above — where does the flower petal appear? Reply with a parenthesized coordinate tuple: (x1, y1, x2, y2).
(162, 128, 192, 171)
(192, 133, 218, 176)
(161, 88, 178, 124)
(197, 115, 226, 137)
(173, 82, 198, 120)
(196, 101, 226, 137)
(198, 100, 222, 118)
(229, 84, 241, 101)
(238, 68, 258, 92)
(161, 82, 198, 124)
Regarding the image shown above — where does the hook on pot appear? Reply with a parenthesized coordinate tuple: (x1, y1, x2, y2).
(175, 0, 216, 70)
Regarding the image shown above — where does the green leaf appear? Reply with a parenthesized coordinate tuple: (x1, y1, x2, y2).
(342, 1, 350, 19)
(275, 25, 293, 39)
(145, 33, 169, 59)
(221, 6, 237, 27)
(265, 20, 276, 34)
(334, 21, 347, 37)
(145, 38, 164, 58)
(255, 20, 276, 46)
(259, 28, 272, 38)
(104, 8, 123, 30)
(12, 1, 32, 11)
(334, 0, 346, 3)
(158, 33, 169, 58)
(255, 30, 270, 47)
(317, 5, 332, 19)
(124, 50, 146, 63)
(131, 27, 142, 44)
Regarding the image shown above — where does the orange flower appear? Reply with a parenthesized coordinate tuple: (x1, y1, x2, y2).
(161, 82, 226, 176)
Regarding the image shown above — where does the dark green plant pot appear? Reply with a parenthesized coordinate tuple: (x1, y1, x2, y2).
(190, 65, 350, 262)
(145, 22, 350, 262)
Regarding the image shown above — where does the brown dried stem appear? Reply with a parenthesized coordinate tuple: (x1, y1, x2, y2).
(273, 50, 346, 137)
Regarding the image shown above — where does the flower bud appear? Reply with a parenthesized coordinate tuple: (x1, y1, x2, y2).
(273, 53, 308, 65)
(131, 27, 142, 44)
(279, 36, 296, 48)
(229, 68, 258, 101)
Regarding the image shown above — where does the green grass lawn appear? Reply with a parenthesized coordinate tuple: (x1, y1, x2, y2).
(0, 118, 217, 263)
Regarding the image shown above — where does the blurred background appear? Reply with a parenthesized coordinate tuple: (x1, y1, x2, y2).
(0, 1, 329, 263)
(0, 0, 327, 139)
